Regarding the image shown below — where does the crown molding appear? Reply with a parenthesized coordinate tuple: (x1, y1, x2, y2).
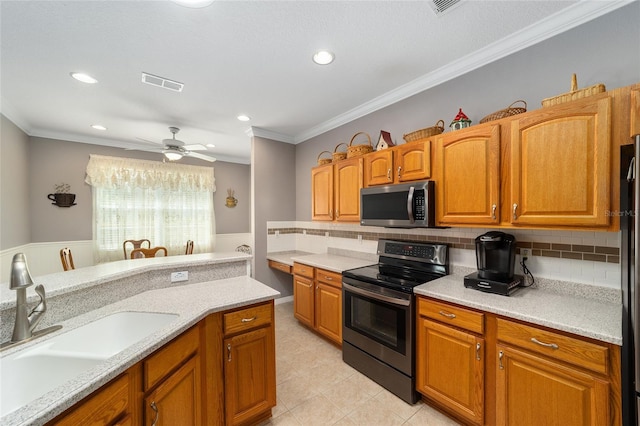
(293, 0, 633, 144)
(1, 97, 32, 134)
(246, 126, 295, 143)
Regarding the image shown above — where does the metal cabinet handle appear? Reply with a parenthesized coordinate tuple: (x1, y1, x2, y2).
(498, 351, 504, 370)
(476, 342, 481, 361)
(531, 337, 559, 350)
(227, 343, 232, 362)
(241, 316, 256, 323)
(329, 209, 333, 219)
(336, 209, 339, 218)
(512, 203, 518, 220)
(439, 310, 456, 319)
(397, 166, 402, 177)
(491, 204, 497, 220)
(324, 276, 333, 281)
(150, 401, 159, 426)
(387, 168, 392, 180)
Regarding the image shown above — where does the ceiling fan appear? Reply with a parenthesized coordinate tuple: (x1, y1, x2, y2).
(132, 126, 217, 162)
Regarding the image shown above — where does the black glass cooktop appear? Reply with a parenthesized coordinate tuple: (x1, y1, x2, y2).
(343, 263, 444, 293)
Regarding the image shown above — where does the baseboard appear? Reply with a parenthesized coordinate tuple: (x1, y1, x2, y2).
(275, 295, 293, 305)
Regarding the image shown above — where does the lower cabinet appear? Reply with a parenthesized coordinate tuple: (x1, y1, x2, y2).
(47, 301, 276, 426)
(293, 262, 343, 345)
(416, 296, 621, 426)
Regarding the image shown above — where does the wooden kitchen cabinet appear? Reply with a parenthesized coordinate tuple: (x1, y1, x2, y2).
(509, 93, 611, 227)
(363, 139, 431, 186)
(311, 158, 362, 222)
(223, 302, 276, 426)
(631, 86, 640, 137)
(416, 298, 485, 425)
(293, 263, 343, 345)
(495, 317, 613, 426)
(435, 124, 501, 226)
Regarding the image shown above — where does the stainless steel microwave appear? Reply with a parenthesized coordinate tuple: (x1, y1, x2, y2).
(360, 181, 435, 228)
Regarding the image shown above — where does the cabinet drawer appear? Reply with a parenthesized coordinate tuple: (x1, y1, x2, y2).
(316, 268, 342, 288)
(144, 325, 200, 391)
(224, 302, 272, 335)
(268, 260, 292, 274)
(293, 262, 314, 278)
(418, 298, 484, 335)
(496, 318, 609, 375)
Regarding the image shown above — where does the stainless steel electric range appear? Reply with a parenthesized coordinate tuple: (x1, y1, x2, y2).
(342, 239, 449, 404)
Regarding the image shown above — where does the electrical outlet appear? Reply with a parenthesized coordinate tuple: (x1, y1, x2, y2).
(275, 230, 280, 237)
(358, 234, 363, 243)
(325, 231, 329, 238)
(521, 249, 532, 258)
(171, 271, 188, 283)
(303, 229, 307, 235)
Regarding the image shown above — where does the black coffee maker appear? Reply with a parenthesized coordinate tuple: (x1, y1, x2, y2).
(464, 231, 523, 296)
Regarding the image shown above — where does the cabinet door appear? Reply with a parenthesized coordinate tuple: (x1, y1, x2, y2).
(416, 318, 484, 425)
(144, 356, 202, 426)
(334, 158, 363, 222)
(396, 139, 431, 183)
(510, 95, 611, 227)
(363, 150, 394, 186)
(224, 327, 276, 426)
(496, 344, 609, 426)
(311, 164, 334, 221)
(632, 87, 640, 137)
(436, 124, 501, 226)
(315, 282, 342, 345)
(293, 274, 315, 328)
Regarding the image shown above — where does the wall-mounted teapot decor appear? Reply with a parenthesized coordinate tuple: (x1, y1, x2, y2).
(225, 188, 238, 208)
(48, 183, 76, 207)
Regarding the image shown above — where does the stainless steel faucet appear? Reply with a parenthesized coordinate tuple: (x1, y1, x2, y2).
(9, 253, 47, 342)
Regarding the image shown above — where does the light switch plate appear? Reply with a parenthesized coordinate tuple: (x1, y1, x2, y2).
(171, 271, 188, 282)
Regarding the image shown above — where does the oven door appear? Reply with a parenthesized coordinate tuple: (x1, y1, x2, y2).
(342, 279, 414, 376)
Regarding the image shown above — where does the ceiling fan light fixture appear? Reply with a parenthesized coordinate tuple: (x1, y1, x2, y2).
(163, 151, 183, 161)
(70, 72, 98, 84)
(313, 50, 335, 65)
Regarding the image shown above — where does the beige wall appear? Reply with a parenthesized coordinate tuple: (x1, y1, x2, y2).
(295, 2, 640, 219)
(0, 115, 31, 248)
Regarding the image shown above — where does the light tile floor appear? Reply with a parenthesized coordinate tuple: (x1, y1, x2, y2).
(259, 302, 462, 426)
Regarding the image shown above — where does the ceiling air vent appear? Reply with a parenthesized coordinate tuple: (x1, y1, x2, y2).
(141, 72, 184, 92)
(428, 0, 462, 16)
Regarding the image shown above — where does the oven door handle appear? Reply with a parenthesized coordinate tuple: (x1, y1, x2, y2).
(343, 282, 411, 307)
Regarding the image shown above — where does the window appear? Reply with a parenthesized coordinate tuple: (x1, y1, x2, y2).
(86, 155, 216, 263)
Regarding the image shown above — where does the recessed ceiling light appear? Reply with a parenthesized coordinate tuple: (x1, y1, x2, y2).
(206, 143, 216, 148)
(237, 115, 251, 122)
(313, 50, 335, 65)
(91, 124, 107, 131)
(70, 72, 98, 84)
(171, 0, 215, 8)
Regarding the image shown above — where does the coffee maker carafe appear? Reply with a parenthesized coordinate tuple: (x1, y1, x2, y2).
(475, 231, 516, 281)
(464, 231, 523, 296)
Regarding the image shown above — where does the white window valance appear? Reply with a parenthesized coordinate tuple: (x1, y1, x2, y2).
(85, 154, 216, 192)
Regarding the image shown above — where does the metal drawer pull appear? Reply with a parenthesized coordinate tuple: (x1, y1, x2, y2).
(227, 343, 232, 362)
(150, 401, 159, 426)
(387, 168, 391, 180)
(498, 351, 504, 370)
(397, 166, 402, 177)
(324, 276, 333, 280)
(476, 342, 481, 361)
(241, 316, 257, 323)
(531, 337, 559, 350)
(512, 203, 518, 220)
(439, 310, 456, 319)
(491, 204, 497, 220)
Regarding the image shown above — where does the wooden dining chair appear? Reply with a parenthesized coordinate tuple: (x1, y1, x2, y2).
(130, 246, 168, 259)
(60, 247, 75, 271)
(123, 239, 151, 259)
(185, 240, 194, 255)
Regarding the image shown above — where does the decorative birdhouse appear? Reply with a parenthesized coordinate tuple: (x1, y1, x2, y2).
(450, 108, 472, 131)
(375, 131, 395, 151)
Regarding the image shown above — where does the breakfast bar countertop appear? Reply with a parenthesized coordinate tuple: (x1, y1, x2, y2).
(1, 275, 280, 426)
(414, 274, 622, 346)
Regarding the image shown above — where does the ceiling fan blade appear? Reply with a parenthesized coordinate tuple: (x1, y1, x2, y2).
(187, 151, 217, 162)
(183, 144, 207, 151)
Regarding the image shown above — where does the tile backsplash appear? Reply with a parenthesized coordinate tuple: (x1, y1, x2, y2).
(267, 221, 622, 290)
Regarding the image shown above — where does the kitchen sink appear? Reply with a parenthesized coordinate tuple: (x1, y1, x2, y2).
(0, 311, 178, 418)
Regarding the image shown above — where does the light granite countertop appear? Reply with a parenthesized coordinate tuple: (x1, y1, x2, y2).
(267, 250, 376, 273)
(1, 275, 280, 426)
(414, 274, 622, 345)
(0, 252, 251, 309)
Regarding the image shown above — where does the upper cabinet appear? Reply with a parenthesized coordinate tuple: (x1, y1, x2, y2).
(436, 124, 501, 226)
(311, 157, 363, 222)
(510, 94, 611, 227)
(363, 139, 431, 186)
